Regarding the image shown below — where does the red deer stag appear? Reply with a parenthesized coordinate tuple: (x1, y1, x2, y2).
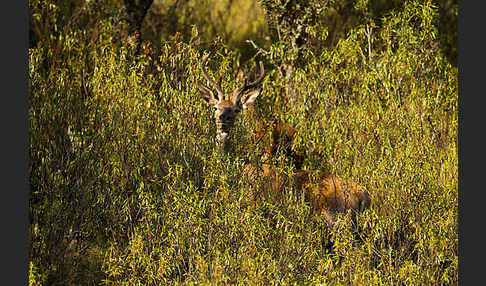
(197, 54, 370, 226)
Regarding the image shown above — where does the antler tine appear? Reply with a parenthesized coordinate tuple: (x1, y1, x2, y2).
(251, 61, 265, 87)
(201, 54, 225, 101)
(232, 61, 265, 104)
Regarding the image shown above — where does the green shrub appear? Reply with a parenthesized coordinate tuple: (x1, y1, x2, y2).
(29, 0, 457, 284)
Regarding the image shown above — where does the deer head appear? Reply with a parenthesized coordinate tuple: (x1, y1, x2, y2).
(198, 54, 265, 150)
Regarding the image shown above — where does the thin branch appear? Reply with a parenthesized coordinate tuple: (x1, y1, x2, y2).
(246, 39, 269, 57)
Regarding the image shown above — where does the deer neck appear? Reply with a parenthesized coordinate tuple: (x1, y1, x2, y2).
(216, 129, 230, 152)
(243, 105, 268, 137)
(244, 105, 260, 120)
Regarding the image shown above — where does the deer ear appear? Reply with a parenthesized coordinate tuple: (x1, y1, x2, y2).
(198, 83, 219, 105)
(241, 90, 260, 110)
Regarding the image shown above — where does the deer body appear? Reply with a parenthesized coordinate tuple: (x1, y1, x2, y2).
(293, 170, 370, 225)
(198, 54, 370, 225)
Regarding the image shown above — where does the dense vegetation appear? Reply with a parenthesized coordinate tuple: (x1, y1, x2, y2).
(29, 0, 457, 284)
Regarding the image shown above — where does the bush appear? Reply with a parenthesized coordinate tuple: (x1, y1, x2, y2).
(29, 0, 457, 284)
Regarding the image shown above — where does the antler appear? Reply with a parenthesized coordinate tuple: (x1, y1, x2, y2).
(200, 54, 225, 101)
(231, 61, 265, 105)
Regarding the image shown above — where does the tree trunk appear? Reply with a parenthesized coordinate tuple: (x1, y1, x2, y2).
(123, 0, 154, 54)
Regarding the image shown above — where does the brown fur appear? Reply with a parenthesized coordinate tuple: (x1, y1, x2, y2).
(244, 162, 287, 204)
(293, 170, 370, 225)
(268, 120, 305, 170)
(244, 160, 370, 225)
(246, 109, 304, 170)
